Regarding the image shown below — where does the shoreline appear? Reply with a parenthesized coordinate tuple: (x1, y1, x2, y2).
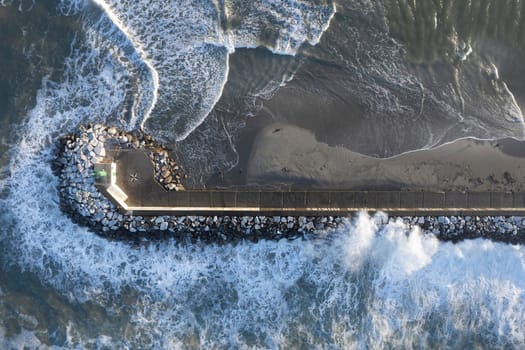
(52, 124, 525, 244)
(246, 123, 525, 192)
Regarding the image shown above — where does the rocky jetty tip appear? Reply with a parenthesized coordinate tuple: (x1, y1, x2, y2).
(53, 124, 525, 244)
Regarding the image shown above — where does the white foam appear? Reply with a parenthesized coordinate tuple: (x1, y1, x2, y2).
(0, 324, 117, 349)
(0, 327, 44, 350)
(2, 1, 525, 347)
(225, 0, 336, 54)
(89, 0, 159, 129)
(3, 165, 525, 348)
(3, 77, 525, 347)
(85, 0, 335, 140)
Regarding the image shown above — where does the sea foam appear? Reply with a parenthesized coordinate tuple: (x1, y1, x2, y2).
(1, 1, 525, 348)
(2, 188, 525, 348)
(2, 63, 525, 350)
(83, 0, 336, 141)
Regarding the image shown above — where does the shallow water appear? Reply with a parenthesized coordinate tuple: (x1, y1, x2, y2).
(2, 0, 525, 348)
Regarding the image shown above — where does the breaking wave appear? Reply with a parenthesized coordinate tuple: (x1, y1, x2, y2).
(1, 0, 525, 348)
(81, 0, 336, 141)
(2, 199, 525, 348)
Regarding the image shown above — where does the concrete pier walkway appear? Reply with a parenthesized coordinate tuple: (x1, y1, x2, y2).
(95, 150, 525, 216)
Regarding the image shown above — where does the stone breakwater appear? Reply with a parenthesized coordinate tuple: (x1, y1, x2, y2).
(53, 124, 525, 244)
(395, 215, 525, 244)
(54, 123, 186, 192)
(52, 124, 344, 242)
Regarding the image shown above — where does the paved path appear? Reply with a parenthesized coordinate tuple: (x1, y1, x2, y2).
(96, 150, 525, 216)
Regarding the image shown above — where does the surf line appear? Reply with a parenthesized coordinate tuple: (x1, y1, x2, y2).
(90, 0, 159, 130)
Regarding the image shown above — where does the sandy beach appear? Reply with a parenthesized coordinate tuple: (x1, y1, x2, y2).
(245, 123, 525, 192)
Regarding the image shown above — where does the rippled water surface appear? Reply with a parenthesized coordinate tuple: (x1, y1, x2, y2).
(2, 0, 525, 348)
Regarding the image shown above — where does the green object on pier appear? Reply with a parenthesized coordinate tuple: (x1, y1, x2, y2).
(96, 169, 108, 177)
(94, 163, 112, 185)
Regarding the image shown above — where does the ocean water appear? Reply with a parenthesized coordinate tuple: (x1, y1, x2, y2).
(2, 0, 525, 348)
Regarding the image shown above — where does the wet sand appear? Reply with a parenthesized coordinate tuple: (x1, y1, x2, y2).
(244, 123, 525, 192)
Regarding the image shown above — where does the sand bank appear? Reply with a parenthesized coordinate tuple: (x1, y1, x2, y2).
(247, 123, 525, 192)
